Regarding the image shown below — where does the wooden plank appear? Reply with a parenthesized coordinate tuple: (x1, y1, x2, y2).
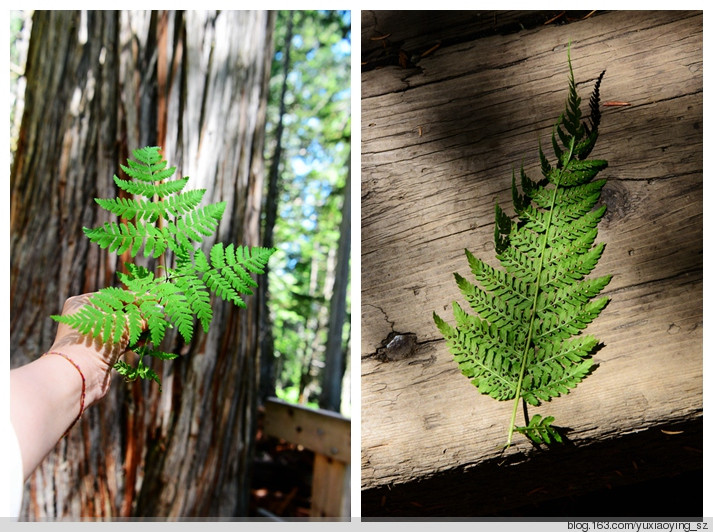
(362, 10, 547, 77)
(361, 418, 703, 517)
(360, 9, 702, 509)
(310, 455, 349, 518)
(263, 398, 351, 464)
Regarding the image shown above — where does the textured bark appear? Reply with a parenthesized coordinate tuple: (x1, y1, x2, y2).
(320, 157, 351, 412)
(259, 12, 293, 404)
(10, 10, 275, 519)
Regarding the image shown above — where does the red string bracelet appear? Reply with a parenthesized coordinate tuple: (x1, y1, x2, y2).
(43, 351, 86, 437)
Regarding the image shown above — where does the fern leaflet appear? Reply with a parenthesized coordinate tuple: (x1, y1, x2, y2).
(514, 414, 563, 445)
(52, 146, 276, 388)
(433, 48, 611, 447)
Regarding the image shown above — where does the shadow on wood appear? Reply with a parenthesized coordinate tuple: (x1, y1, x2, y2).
(362, 417, 702, 517)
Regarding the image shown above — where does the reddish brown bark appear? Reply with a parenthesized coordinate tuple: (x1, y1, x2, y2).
(11, 10, 275, 518)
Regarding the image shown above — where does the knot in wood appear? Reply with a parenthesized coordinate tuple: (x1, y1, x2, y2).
(377, 332, 417, 361)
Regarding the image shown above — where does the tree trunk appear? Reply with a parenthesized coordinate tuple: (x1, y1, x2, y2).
(10, 10, 275, 519)
(259, 11, 293, 404)
(319, 156, 351, 412)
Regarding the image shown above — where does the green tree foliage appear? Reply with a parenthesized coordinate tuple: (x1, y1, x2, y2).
(264, 11, 351, 408)
(10, 11, 31, 158)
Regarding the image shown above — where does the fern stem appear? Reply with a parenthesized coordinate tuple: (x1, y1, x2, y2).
(505, 139, 575, 448)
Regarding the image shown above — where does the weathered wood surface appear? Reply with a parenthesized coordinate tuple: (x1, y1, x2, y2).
(361, 10, 702, 514)
(263, 398, 350, 517)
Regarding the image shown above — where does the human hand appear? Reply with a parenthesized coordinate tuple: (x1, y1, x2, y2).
(11, 293, 142, 478)
(47, 293, 139, 403)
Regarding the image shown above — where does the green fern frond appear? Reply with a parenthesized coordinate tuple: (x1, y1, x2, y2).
(124, 303, 144, 346)
(514, 414, 563, 445)
(83, 220, 164, 258)
(433, 47, 610, 447)
(83, 202, 225, 259)
(130, 145, 162, 165)
(199, 243, 276, 307)
(120, 146, 177, 183)
(114, 174, 190, 198)
(160, 287, 194, 343)
(144, 349, 180, 361)
(140, 298, 169, 345)
(95, 189, 206, 222)
(173, 272, 213, 333)
(55, 146, 277, 389)
(237, 245, 282, 274)
(115, 346, 168, 391)
(191, 248, 211, 273)
(52, 287, 135, 344)
(171, 202, 226, 241)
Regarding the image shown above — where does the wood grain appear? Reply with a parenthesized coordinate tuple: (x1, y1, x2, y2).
(360, 10, 702, 512)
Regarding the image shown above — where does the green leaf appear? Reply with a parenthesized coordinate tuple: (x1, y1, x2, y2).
(140, 299, 168, 345)
(514, 414, 564, 445)
(59, 146, 276, 389)
(433, 47, 609, 447)
(94, 189, 206, 222)
(174, 272, 213, 333)
(114, 175, 190, 198)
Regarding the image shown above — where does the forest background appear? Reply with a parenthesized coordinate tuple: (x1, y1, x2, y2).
(261, 10, 352, 415)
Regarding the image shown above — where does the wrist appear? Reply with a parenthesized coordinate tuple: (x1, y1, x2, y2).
(44, 345, 114, 407)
